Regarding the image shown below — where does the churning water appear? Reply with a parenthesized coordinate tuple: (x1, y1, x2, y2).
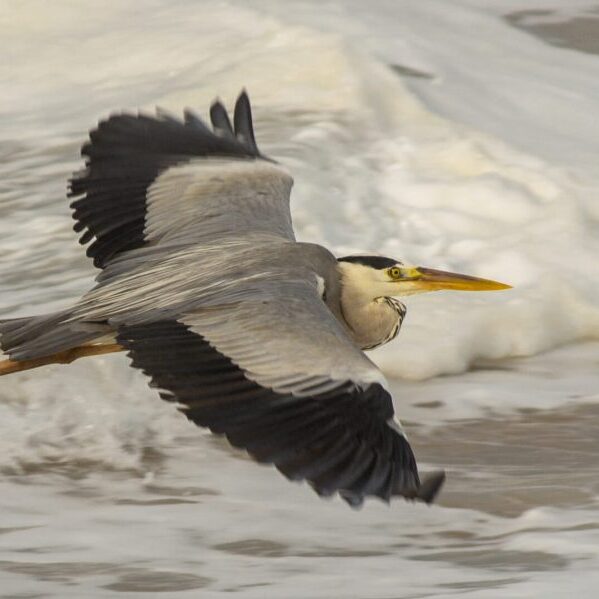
(1, 1, 599, 597)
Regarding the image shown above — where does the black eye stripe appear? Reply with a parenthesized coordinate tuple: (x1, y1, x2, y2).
(337, 255, 402, 269)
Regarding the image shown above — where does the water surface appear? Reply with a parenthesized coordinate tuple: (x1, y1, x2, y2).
(1, 1, 599, 597)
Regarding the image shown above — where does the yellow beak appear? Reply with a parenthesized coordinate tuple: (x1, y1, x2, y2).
(411, 266, 512, 292)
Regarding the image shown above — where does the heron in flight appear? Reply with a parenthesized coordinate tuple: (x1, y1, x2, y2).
(0, 91, 509, 507)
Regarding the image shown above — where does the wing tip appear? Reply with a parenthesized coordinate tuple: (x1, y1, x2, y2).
(233, 88, 259, 154)
(209, 98, 235, 139)
(415, 470, 446, 505)
(339, 469, 446, 508)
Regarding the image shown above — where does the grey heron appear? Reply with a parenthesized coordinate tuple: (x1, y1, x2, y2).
(0, 91, 509, 507)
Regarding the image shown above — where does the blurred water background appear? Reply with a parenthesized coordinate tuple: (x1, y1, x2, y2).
(1, 1, 599, 597)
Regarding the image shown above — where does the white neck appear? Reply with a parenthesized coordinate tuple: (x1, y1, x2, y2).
(337, 262, 406, 350)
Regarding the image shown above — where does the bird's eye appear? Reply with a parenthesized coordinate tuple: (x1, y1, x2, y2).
(388, 267, 402, 280)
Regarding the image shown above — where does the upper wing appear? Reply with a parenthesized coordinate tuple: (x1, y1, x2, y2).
(115, 277, 443, 507)
(69, 91, 294, 269)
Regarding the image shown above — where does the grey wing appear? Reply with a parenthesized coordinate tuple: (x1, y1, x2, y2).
(145, 159, 294, 247)
(69, 91, 294, 269)
(115, 277, 439, 507)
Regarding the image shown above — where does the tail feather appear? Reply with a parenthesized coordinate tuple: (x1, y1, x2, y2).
(0, 311, 71, 351)
(0, 311, 111, 361)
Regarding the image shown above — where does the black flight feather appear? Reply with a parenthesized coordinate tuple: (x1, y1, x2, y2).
(116, 320, 428, 507)
(70, 91, 264, 269)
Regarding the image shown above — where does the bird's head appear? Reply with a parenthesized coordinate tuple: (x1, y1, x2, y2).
(337, 255, 511, 298)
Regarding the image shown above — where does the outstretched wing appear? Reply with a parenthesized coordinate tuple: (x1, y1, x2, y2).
(69, 91, 294, 269)
(115, 277, 444, 507)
